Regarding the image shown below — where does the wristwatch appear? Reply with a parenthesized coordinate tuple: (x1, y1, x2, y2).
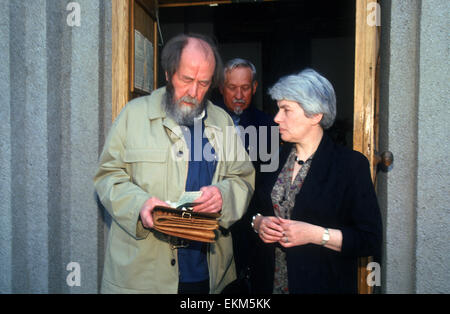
(321, 228, 330, 246)
(251, 213, 262, 233)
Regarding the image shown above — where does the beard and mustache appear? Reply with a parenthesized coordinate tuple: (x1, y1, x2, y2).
(163, 82, 209, 126)
(231, 99, 246, 116)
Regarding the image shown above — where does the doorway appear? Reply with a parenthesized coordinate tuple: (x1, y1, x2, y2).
(111, 0, 380, 294)
(158, 0, 356, 147)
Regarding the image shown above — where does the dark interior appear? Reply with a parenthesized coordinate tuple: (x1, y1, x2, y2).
(158, 0, 355, 146)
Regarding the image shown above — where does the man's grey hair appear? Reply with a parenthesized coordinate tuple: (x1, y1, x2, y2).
(268, 68, 336, 130)
(161, 33, 223, 88)
(224, 58, 257, 83)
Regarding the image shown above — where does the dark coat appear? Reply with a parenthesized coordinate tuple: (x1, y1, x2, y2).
(250, 134, 383, 294)
(214, 100, 279, 279)
(215, 100, 277, 172)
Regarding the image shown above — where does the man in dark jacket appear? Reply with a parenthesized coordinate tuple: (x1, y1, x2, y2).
(218, 58, 278, 174)
(216, 59, 278, 290)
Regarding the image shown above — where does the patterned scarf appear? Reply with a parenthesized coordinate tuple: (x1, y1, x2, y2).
(270, 146, 314, 294)
(271, 147, 314, 219)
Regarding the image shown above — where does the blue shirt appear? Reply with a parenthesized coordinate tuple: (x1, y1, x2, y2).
(178, 114, 217, 283)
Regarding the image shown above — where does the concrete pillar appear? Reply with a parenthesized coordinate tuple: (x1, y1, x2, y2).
(379, 0, 450, 293)
(379, 0, 421, 294)
(1, 0, 111, 293)
(415, 0, 450, 294)
(9, 0, 50, 293)
(64, 0, 101, 294)
(0, 0, 12, 294)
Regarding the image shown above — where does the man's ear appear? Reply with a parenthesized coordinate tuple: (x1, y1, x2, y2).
(252, 81, 258, 95)
(165, 71, 169, 82)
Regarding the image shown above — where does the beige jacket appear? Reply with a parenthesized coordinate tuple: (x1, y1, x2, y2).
(94, 87, 255, 293)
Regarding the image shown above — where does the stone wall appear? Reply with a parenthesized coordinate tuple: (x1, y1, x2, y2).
(1, 0, 448, 294)
(378, 0, 450, 293)
(0, 0, 111, 293)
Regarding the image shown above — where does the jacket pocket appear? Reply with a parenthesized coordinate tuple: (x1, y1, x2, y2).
(124, 149, 167, 163)
(123, 149, 168, 194)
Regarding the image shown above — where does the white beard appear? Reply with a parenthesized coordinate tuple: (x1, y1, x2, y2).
(164, 91, 206, 126)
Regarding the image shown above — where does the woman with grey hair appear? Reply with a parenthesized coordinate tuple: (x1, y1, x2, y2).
(249, 69, 382, 293)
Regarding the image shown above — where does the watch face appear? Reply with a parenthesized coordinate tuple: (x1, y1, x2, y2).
(321, 228, 330, 245)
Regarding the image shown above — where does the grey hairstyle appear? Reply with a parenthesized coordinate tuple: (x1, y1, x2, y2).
(224, 58, 257, 83)
(268, 68, 336, 129)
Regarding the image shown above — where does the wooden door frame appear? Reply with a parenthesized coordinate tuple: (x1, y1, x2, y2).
(112, 0, 158, 121)
(112, 0, 130, 121)
(112, 0, 381, 294)
(353, 0, 380, 294)
(354, 0, 380, 180)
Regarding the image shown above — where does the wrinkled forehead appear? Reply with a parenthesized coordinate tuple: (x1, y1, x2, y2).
(224, 66, 253, 84)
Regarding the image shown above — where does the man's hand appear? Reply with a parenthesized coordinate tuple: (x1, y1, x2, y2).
(192, 186, 223, 214)
(139, 197, 170, 229)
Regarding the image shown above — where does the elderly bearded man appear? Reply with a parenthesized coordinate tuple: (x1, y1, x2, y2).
(94, 34, 255, 294)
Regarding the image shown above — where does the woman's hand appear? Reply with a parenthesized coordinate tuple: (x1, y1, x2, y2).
(277, 218, 343, 252)
(256, 216, 285, 243)
(277, 218, 317, 248)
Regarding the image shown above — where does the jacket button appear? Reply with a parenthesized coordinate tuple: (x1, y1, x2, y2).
(171, 259, 176, 266)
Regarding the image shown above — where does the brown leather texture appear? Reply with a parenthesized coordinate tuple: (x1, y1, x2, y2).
(153, 206, 220, 243)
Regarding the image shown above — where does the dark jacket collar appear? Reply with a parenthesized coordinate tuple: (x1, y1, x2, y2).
(279, 132, 334, 178)
(304, 132, 335, 184)
(274, 133, 335, 213)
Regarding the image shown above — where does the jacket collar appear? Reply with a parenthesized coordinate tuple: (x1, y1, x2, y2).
(277, 132, 335, 190)
(305, 132, 335, 183)
(147, 87, 167, 120)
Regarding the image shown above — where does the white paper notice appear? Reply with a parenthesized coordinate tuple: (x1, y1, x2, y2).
(134, 30, 154, 93)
